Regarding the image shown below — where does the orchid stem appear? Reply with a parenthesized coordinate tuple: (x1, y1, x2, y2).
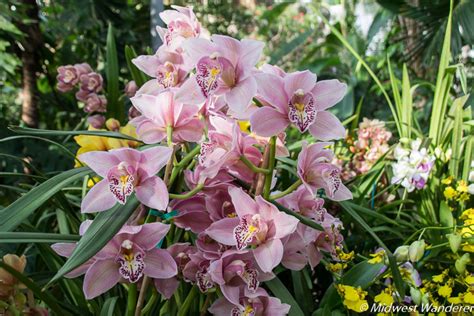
(263, 136, 276, 199)
(141, 288, 158, 315)
(177, 286, 198, 316)
(169, 183, 204, 200)
(166, 125, 173, 147)
(168, 145, 201, 188)
(240, 155, 270, 174)
(126, 283, 137, 316)
(269, 179, 302, 200)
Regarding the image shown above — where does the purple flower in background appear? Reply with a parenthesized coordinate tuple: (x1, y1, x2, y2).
(76, 72, 104, 101)
(84, 94, 107, 113)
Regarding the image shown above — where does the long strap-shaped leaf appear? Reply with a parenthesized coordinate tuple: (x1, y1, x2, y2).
(9, 126, 140, 142)
(339, 201, 405, 297)
(266, 277, 305, 316)
(0, 167, 91, 232)
(0, 232, 80, 243)
(49, 195, 139, 285)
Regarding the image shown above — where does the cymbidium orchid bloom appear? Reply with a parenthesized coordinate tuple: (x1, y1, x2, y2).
(156, 5, 205, 52)
(79, 146, 172, 213)
(130, 90, 204, 144)
(208, 287, 291, 316)
(178, 35, 264, 113)
(250, 70, 346, 140)
(206, 187, 299, 272)
(132, 46, 189, 95)
(76, 72, 104, 101)
(52, 222, 177, 299)
(208, 250, 274, 305)
(297, 141, 352, 201)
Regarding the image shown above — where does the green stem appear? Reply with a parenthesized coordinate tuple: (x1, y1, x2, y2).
(240, 155, 270, 174)
(126, 283, 137, 316)
(177, 286, 198, 316)
(166, 125, 173, 147)
(168, 145, 201, 188)
(271, 200, 323, 231)
(270, 179, 302, 200)
(263, 136, 276, 199)
(169, 183, 204, 200)
(142, 289, 159, 315)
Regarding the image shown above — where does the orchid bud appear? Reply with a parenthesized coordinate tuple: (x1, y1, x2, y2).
(446, 233, 462, 253)
(455, 253, 470, 274)
(410, 287, 422, 305)
(409, 240, 425, 263)
(106, 118, 121, 131)
(394, 245, 409, 262)
(87, 114, 105, 129)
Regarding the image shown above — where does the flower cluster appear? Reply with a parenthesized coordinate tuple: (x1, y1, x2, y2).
(56, 63, 107, 126)
(338, 118, 392, 180)
(391, 138, 435, 192)
(51, 5, 353, 314)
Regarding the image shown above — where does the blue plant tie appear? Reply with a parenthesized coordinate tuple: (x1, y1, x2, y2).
(148, 209, 179, 248)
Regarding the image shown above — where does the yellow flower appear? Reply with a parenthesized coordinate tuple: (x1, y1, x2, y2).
(458, 192, 470, 202)
(374, 288, 394, 306)
(461, 208, 474, 220)
(74, 122, 138, 167)
(336, 247, 355, 262)
(336, 284, 369, 313)
(443, 186, 457, 200)
(447, 295, 462, 304)
(438, 282, 452, 298)
(457, 180, 468, 193)
(462, 243, 474, 252)
(464, 289, 474, 304)
(368, 249, 385, 264)
(238, 120, 251, 133)
(441, 176, 453, 185)
(432, 269, 448, 283)
(327, 262, 347, 273)
(465, 275, 474, 285)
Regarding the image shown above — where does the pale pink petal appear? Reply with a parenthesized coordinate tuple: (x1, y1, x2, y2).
(331, 183, 353, 201)
(174, 211, 212, 233)
(228, 187, 258, 217)
(211, 35, 240, 66)
(254, 73, 287, 112)
(205, 217, 240, 245)
(65, 263, 92, 278)
(249, 107, 289, 137)
(309, 111, 345, 141)
(134, 222, 170, 250)
(221, 285, 241, 306)
(81, 179, 117, 213)
(135, 79, 163, 96)
(132, 118, 166, 144)
(238, 39, 264, 71)
(78, 151, 119, 177)
(83, 260, 121, 299)
(182, 38, 215, 65)
(141, 146, 173, 176)
(132, 55, 161, 78)
(311, 79, 347, 111)
(208, 297, 234, 315)
(174, 77, 206, 104)
(225, 76, 257, 114)
(253, 239, 284, 273)
(153, 277, 179, 299)
(51, 243, 75, 257)
(272, 212, 299, 239)
(174, 118, 205, 142)
(143, 249, 178, 279)
(284, 70, 316, 95)
(282, 253, 307, 271)
(135, 176, 169, 210)
(130, 94, 169, 126)
(266, 297, 291, 316)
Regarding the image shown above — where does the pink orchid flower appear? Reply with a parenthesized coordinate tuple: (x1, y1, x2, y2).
(208, 250, 274, 305)
(56, 63, 93, 92)
(209, 287, 290, 316)
(132, 46, 189, 95)
(250, 70, 347, 140)
(76, 72, 103, 101)
(198, 115, 262, 182)
(52, 222, 177, 299)
(206, 187, 299, 273)
(156, 5, 205, 52)
(153, 243, 197, 299)
(276, 185, 326, 220)
(177, 35, 264, 113)
(297, 141, 352, 201)
(130, 90, 204, 144)
(79, 146, 172, 213)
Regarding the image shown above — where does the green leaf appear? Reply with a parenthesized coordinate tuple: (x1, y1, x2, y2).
(319, 260, 384, 310)
(9, 126, 140, 142)
(269, 29, 313, 64)
(401, 64, 413, 139)
(106, 23, 124, 122)
(100, 296, 119, 316)
(292, 269, 314, 314)
(0, 260, 66, 315)
(0, 232, 79, 243)
(439, 201, 454, 228)
(0, 167, 91, 232)
(125, 45, 148, 87)
(462, 136, 474, 181)
(49, 195, 140, 284)
(266, 277, 305, 316)
(449, 95, 468, 178)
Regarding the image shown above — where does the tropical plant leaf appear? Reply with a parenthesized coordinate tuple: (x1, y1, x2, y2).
(49, 195, 139, 284)
(0, 167, 91, 232)
(106, 23, 124, 122)
(0, 232, 80, 243)
(266, 276, 305, 316)
(125, 45, 148, 87)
